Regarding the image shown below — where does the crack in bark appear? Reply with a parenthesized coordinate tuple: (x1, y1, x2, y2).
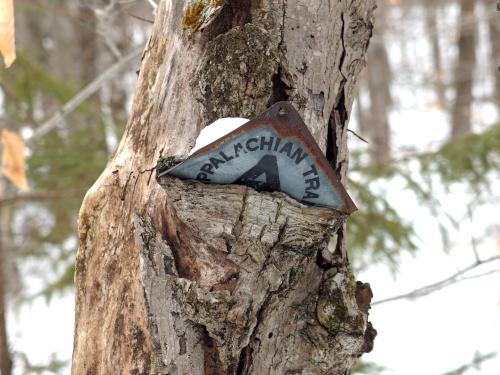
(233, 186, 249, 239)
(279, 0, 287, 51)
(338, 11, 347, 81)
(265, 0, 291, 109)
(202, 326, 226, 375)
(119, 171, 134, 201)
(267, 67, 291, 107)
(142, 177, 362, 373)
(327, 89, 348, 176)
(235, 346, 250, 375)
(232, 201, 307, 374)
(199, 0, 253, 44)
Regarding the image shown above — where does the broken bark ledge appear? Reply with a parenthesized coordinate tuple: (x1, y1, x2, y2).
(135, 176, 375, 375)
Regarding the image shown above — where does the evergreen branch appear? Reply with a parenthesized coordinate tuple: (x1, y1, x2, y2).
(125, 11, 154, 23)
(372, 254, 500, 305)
(352, 123, 500, 175)
(26, 48, 142, 144)
(439, 351, 497, 375)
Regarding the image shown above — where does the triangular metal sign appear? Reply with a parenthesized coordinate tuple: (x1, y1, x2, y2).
(158, 102, 357, 214)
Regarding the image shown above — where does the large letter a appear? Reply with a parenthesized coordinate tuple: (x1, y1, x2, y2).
(233, 155, 281, 192)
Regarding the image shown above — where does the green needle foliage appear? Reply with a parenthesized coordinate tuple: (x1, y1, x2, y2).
(351, 360, 388, 374)
(439, 351, 497, 375)
(347, 124, 500, 271)
(22, 105, 109, 301)
(1, 50, 110, 303)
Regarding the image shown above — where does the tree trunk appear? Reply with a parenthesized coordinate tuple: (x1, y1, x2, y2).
(365, 2, 392, 164)
(451, 0, 476, 139)
(71, 1, 376, 374)
(76, 4, 98, 84)
(488, 2, 500, 110)
(425, 2, 446, 109)
(366, 41, 391, 164)
(0, 241, 12, 375)
(0, 182, 12, 375)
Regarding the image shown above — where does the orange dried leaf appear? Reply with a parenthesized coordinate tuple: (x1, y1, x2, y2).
(0, 0, 15, 68)
(1, 129, 28, 190)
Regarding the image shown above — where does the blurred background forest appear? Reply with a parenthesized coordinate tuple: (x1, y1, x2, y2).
(0, 0, 499, 374)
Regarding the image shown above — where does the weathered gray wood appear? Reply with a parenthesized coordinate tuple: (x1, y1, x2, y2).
(137, 176, 370, 374)
(72, 1, 376, 374)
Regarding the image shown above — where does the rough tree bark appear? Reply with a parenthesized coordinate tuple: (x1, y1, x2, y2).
(71, 1, 376, 374)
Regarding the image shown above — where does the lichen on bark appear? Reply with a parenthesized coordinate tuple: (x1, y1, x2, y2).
(181, 0, 226, 33)
(316, 271, 365, 335)
(192, 23, 280, 122)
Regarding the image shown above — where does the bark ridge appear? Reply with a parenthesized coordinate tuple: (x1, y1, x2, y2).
(136, 176, 373, 375)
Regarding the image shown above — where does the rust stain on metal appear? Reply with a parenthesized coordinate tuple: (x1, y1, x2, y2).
(158, 102, 357, 214)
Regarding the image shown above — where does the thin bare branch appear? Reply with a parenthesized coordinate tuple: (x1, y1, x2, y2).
(26, 48, 142, 145)
(94, 0, 125, 60)
(460, 269, 499, 282)
(372, 254, 500, 305)
(97, 29, 123, 60)
(147, 0, 158, 10)
(347, 128, 370, 144)
(0, 190, 84, 207)
(125, 11, 154, 24)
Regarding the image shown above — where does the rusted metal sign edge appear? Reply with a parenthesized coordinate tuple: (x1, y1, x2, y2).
(158, 102, 357, 214)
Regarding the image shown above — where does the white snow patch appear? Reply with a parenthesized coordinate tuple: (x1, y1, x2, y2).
(189, 117, 248, 155)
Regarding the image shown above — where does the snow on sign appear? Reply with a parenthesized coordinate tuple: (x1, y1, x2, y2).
(158, 102, 357, 213)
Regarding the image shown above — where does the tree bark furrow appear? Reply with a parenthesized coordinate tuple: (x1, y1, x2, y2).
(134, 177, 371, 374)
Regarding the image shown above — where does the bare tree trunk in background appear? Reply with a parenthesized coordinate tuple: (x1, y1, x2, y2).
(365, 2, 392, 164)
(451, 0, 476, 139)
(425, 2, 447, 109)
(0, 182, 12, 375)
(488, 5, 500, 110)
(0, 245, 12, 375)
(76, 4, 98, 84)
(71, 1, 376, 374)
